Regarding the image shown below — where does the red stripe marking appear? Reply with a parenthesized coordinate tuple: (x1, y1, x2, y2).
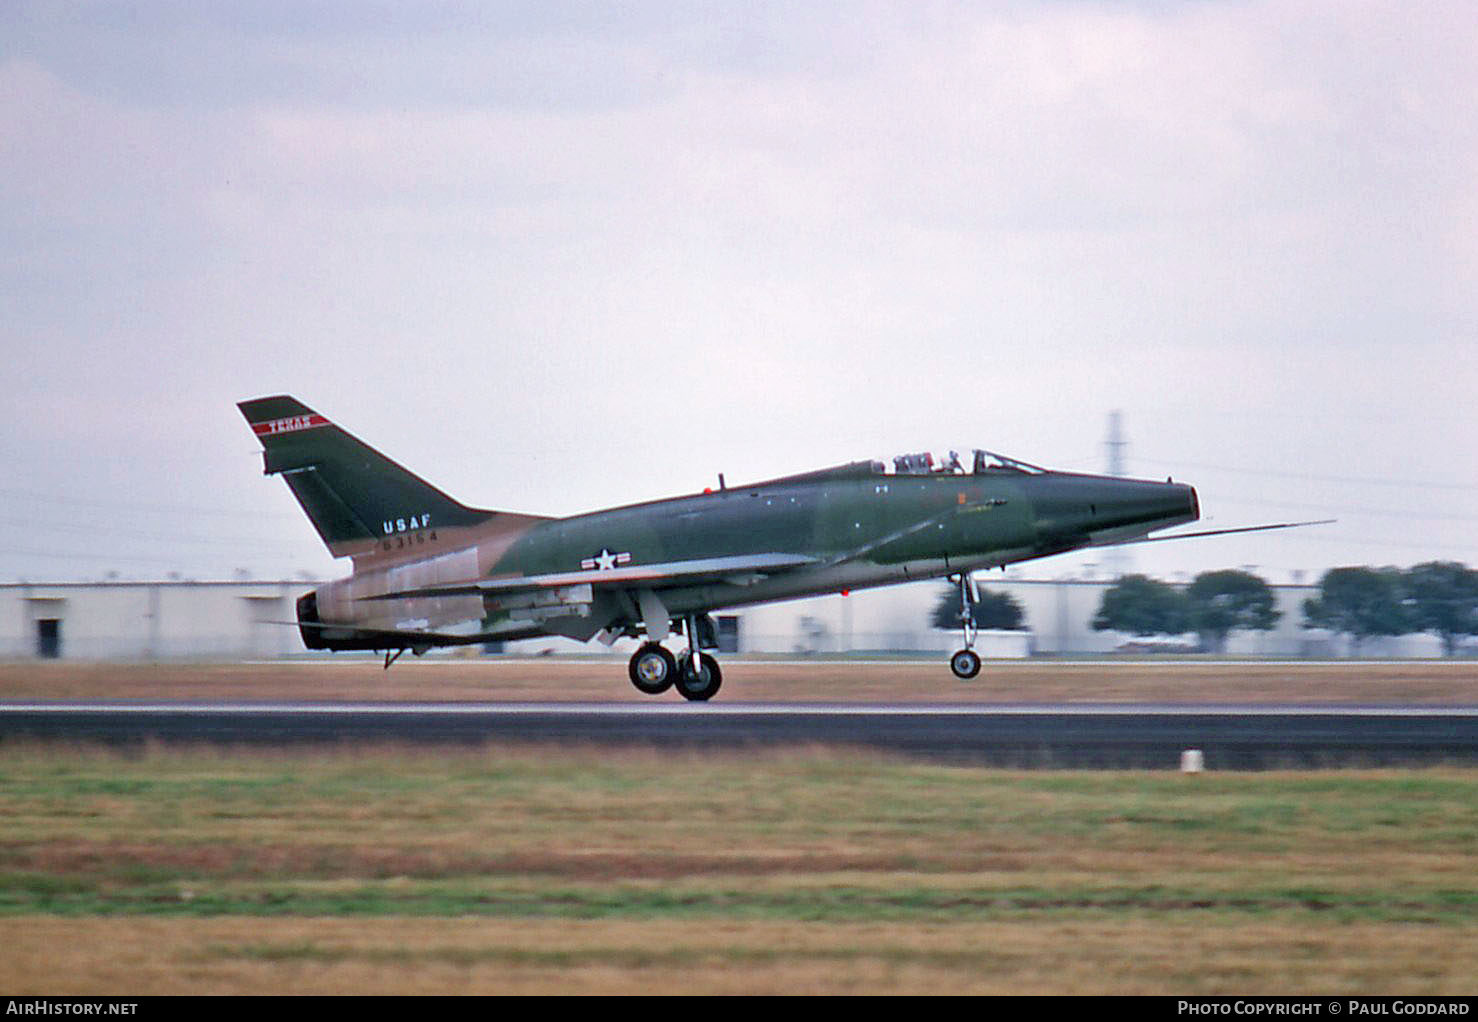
(252, 414, 330, 436)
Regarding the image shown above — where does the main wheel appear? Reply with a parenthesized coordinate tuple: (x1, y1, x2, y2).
(949, 648, 982, 680)
(629, 643, 676, 694)
(675, 652, 723, 702)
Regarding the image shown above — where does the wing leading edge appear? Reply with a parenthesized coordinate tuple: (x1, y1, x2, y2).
(360, 551, 819, 602)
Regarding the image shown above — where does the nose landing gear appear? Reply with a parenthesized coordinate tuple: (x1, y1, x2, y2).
(948, 572, 983, 680)
(950, 648, 981, 679)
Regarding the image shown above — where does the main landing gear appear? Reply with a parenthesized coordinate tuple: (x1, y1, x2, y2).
(628, 643, 676, 695)
(674, 650, 722, 701)
(626, 614, 723, 701)
(949, 572, 982, 680)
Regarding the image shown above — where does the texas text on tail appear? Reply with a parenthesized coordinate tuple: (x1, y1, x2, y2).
(239, 396, 1322, 701)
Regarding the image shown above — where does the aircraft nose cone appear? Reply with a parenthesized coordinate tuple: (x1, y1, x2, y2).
(1159, 480, 1200, 529)
(1085, 476, 1202, 537)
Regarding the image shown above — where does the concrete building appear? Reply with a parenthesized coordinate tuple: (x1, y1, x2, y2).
(2, 581, 304, 660)
(0, 577, 1449, 660)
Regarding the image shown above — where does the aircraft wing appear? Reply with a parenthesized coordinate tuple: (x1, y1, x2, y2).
(362, 552, 818, 602)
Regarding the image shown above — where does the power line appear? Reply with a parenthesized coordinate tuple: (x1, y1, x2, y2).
(1284, 534, 1477, 554)
(0, 516, 303, 548)
(1135, 457, 1478, 493)
(0, 488, 301, 519)
(1206, 497, 1478, 523)
(0, 547, 237, 566)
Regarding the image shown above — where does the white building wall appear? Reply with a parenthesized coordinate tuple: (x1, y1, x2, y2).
(0, 578, 1452, 660)
(1, 582, 308, 660)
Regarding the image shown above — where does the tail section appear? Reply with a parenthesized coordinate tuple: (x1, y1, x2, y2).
(238, 395, 495, 558)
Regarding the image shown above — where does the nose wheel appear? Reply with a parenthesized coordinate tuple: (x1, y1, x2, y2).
(950, 648, 982, 679)
(948, 572, 983, 680)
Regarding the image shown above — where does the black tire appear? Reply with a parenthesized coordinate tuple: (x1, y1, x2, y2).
(949, 649, 982, 680)
(629, 643, 676, 694)
(675, 652, 723, 702)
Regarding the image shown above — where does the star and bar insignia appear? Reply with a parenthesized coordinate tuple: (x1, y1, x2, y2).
(580, 548, 632, 571)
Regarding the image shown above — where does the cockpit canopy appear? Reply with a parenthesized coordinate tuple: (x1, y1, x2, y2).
(750, 450, 1051, 490)
(883, 449, 1045, 476)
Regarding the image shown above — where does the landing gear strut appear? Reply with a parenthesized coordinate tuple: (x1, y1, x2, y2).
(949, 573, 982, 680)
(675, 650, 722, 701)
(626, 616, 723, 700)
(675, 614, 722, 701)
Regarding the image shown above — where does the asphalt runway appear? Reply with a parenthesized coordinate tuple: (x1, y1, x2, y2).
(4, 700, 1478, 768)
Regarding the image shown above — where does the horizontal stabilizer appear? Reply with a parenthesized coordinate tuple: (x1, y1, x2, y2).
(269, 617, 491, 650)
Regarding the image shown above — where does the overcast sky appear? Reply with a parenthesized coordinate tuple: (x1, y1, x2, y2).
(3, 0, 1475, 587)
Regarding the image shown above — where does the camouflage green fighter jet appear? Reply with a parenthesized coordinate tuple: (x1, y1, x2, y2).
(239, 396, 1318, 700)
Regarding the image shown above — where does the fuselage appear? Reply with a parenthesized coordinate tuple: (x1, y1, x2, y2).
(303, 461, 1199, 646)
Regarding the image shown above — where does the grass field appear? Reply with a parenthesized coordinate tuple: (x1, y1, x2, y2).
(3, 656, 1477, 703)
(1, 742, 1474, 994)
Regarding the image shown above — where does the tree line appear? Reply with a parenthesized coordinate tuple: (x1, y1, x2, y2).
(932, 562, 1478, 655)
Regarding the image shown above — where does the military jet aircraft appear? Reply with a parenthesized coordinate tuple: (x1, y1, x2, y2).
(239, 395, 1316, 700)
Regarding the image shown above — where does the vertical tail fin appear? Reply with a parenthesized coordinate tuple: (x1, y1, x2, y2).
(238, 396, 494, 557)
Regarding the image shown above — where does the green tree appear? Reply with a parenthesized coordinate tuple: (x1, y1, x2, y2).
(1303, 566, 1411, 654)
(931, 585, 1026, 631)
(1185, 569, 1280, 653)
(1091, 574, 1189, 638)
(1402, 561, 1478, 656)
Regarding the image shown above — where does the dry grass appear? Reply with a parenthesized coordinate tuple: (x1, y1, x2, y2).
(2, 657, 1477, 703)
(1, 743, 1475, 993)
(3, 916, 1476, 995)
